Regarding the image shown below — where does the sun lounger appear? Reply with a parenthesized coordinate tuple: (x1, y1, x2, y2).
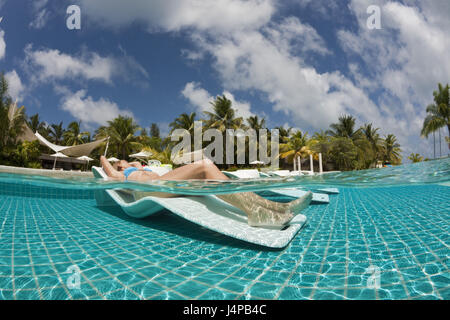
(91, 167, 307, 248)
(222, 170, 331, 203)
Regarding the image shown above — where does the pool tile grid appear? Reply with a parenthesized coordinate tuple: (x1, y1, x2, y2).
(271, 195, 336, 300)
(0, 184, 449, 300)
(2, 196, 273, 299)
(29, 199, 251, 300)
(362, 190, 448, 299)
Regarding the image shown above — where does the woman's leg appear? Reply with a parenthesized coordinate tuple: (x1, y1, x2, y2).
(159, 159, 229, 180)
(156, 158, 311, 214)
(101, 157, 308, 227)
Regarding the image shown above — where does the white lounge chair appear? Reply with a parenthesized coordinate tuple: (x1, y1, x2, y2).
(92, 167, 308, 248)
(222, 170, 332, 203)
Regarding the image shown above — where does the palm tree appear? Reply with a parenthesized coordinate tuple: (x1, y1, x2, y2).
(0, 73, 13, 150)
(150, 123, 160, 138)
(328, 115, 370, 169)
(383, 134, 402, 164)
(63, 121, 89, 146)
(28, 114, 47, 135)
(421, 83, 450, 152)
(169, 112, 196, 134)
(247, 116, 266, 131)
(327, 115, 363, 140)
(2, 103, 27, 149)
(361, 123, 383, 165)
(275, 126, 293, 143)
(204, 95, 244, 132)
(49, 122, 65, 144)
(408, 153, 423, 163)
(143, 145, 173, 165)
(97, 115, 141, 160)
(203, 96, 247, 167)
(280, 130, 315, 166)
(310, 130, 331, 166)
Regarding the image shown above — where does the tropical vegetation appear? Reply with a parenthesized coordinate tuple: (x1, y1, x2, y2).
(421, 83, 450, 154)
(4, 74, 448, 171)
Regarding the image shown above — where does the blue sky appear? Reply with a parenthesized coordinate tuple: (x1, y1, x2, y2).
(0, 0, 449, 160)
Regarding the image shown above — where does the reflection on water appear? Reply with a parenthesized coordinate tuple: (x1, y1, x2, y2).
(0, 158, 448, 195)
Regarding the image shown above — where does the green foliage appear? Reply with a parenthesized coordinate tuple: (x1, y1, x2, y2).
(7, 72, 440, 172)
(328, 137, 358, 171)
(150, 123, 160, 138)
(96, 115, 142, 160)
(9, 140, 42, 168)
(63, 121, 89, 146)
(408, 153, 424, 163)
(421, 83, 449, 150)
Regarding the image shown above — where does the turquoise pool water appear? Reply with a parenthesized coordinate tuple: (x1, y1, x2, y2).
(0, 159, 449, 299)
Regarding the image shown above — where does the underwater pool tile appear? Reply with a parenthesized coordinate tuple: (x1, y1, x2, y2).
(317, 274, 346, 288)
(41, 287, 70, 300)
(193, 272, 228, 287)
(37, 275, 63, 288)
(129, 280, 165, 299)
(197, 288, 239, 300)
(116, 271, 148, 285)
(153, 271, 185, 288)
(218, 277, 250, 294)
(14, 289, 41, 300)
(258, 271, 291, 284)
(173, 280, 211, 298)
(231, 267, 265, 280)
(312, 289, 345, 300)
(0, 182, 449, 300)
(346, 288, 377, 300)
(287, 273, 317, 287)
(246, 282, 279, 299)
(277, 286, 312, 300)
(406, 280, 435, 297)
(104, 288, 142, 300)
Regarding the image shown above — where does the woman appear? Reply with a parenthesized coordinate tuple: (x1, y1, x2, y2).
(100, 156, 312, 228)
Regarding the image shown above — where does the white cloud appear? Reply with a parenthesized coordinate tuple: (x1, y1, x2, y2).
(78, 0, 274, 34)
(29, 0, 50, 29)
(190, 19, 381, 130)
(5, 70, 25, 102)
(182, 82, 254, 119)
(60, 90, 134, 127)
(73, 0, 448, 158)
(24, 45, 149, 85)
(24, 46, 116, 83)
(0, 30, 5, 60)
(29, 8, 50, 29)
(337, 0, 450, 158)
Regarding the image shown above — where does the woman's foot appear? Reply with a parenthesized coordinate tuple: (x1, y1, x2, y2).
(218, 193, 295, 228)
(246, 205, 294, 229)
(233, 191, 312, 215)
(286, 191, 313, 213)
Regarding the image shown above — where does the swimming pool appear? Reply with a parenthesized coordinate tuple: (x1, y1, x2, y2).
(0, 159, 449, 300)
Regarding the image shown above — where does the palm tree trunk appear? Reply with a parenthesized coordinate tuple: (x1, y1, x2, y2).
(439, 128, 441, 158)
(447, 124, 450, 150)
(433, 131, 436, 159)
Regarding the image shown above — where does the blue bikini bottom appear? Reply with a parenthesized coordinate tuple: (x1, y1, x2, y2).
(123, 167, 153, 180)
